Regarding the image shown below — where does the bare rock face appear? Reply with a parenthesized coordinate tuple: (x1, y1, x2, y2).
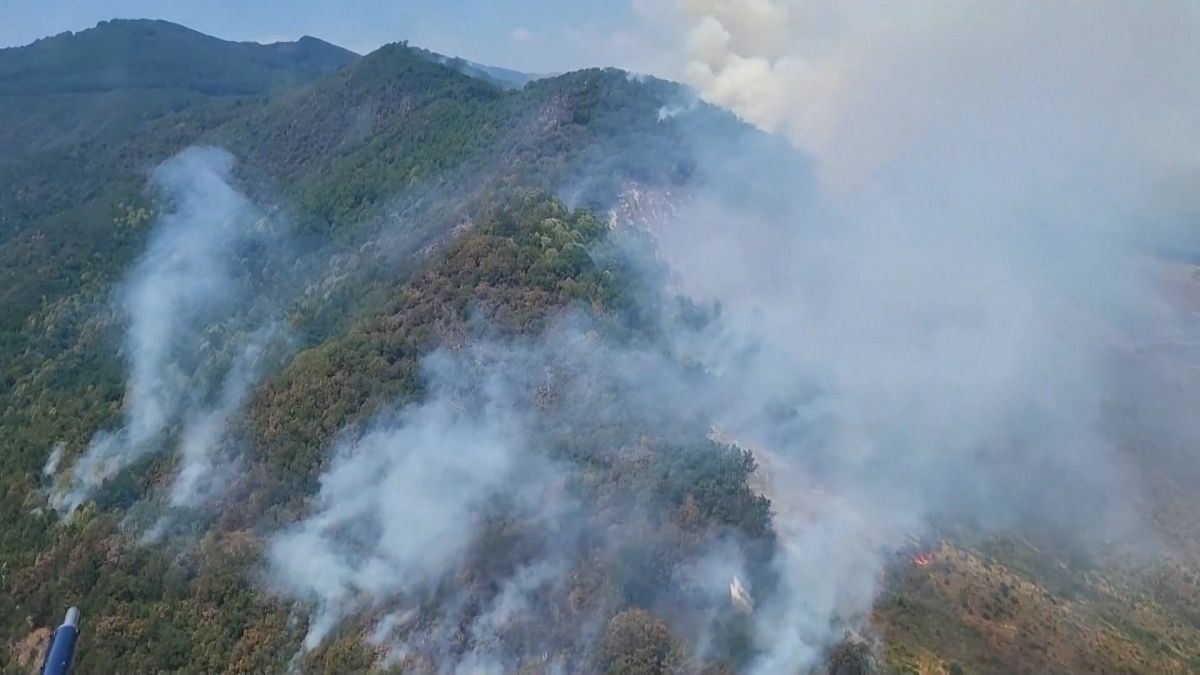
(12, 626, 51, 674)
(608, 182, 686, 234)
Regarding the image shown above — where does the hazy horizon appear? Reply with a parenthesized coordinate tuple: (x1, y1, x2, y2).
(0, 1, 644, 74)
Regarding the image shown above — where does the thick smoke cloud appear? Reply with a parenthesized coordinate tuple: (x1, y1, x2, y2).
(58, 5, 1194, 672)
(614, 1, 1200, 671)
(661, 2, 1200, 202)
(268, 320, 777, 670)
(265, 4, 1200, 657)
(268, 353, 531, 651)
(49, 147, 289, 514)
(267, 339, 582, 663)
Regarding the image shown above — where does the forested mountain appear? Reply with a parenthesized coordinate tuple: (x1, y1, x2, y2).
(0, 19, 356, 96)
(2, 19, 1200, 675)
(408, 46, 539, 90)
(0, 19, 358, 160)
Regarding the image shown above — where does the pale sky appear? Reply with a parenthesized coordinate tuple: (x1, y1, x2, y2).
(0, 0, 649, 74)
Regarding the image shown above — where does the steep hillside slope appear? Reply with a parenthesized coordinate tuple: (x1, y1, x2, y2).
(2, 20, 1199, 675)
(0, 25, 769, 674)
(409, 45, 539, 90)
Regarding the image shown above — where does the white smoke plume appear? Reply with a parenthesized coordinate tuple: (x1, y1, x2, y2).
(659, 1, 1200, 201)
(267, 320, 775, 670)
(50, 147, 289, 514)
(41, 442, 65, 478)
(616, 1, 1200, 671)
(169, 321, 284, 508)
(75, 6, 1190, 671)
(267, 346, 561, 654)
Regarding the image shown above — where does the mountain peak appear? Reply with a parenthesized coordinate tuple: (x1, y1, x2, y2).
(0, 18, 358, 97)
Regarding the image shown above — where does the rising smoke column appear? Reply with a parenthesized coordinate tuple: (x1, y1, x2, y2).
(662, 1, 1200, 199)
(266, 321, 769, 670)
(50, 147, 287, 514)
(267, 345, 561, 656)
(168, 321, 283, 508)
(624, 1, 1200, 671)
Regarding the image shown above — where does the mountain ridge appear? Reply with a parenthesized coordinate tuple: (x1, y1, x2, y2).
(1, 17, 1199, 675)
(0, 18, 358, 95)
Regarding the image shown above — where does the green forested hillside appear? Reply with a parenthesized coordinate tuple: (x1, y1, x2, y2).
(3, 188, 771, 673)
(0, 19, 357, 161)
(0, 21, 763, 674)
(3, 19, 1200, 675)
(0, 19, 356, 96)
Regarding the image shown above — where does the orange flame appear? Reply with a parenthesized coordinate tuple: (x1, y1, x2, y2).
(912, 551, 934, 567)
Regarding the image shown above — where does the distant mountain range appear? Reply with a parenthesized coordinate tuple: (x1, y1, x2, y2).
(0, 19, 547, 159)
(0, 19, 358, 96)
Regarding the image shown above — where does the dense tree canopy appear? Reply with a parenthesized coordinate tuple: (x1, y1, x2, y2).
(3, 18, 1199, 675)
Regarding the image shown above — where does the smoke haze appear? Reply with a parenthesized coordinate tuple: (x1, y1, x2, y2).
(32, 5, 1200, 672)
(263, 3, 1200, 663)
(268, 348, 542, 652)
(49, 147, 290, 514)
(619, 1, 1200, 670)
